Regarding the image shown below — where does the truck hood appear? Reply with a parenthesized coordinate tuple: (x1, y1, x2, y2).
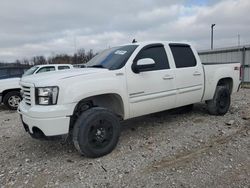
(0, 77, 20, 83)
(0, 77, 21, 93)
(20, 68, 108, 86)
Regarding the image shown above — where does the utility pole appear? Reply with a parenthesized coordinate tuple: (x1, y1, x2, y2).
(238, 34, 241, 47)
(74, 36, 78, 64)
(211, 24, 216, 50)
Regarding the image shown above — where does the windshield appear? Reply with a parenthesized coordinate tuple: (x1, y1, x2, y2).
(85, 45, 138, 70)
(23, 66, 39, 76)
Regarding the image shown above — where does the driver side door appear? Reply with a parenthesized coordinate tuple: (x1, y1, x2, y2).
(126, 44, 177, 118)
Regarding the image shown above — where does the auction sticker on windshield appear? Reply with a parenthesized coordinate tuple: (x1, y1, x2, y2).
(114, 50, 127, 55)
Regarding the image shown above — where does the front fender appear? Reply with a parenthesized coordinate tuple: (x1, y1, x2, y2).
(57, 72, 130, 119)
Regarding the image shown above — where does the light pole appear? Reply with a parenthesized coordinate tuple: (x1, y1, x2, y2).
(211, 24, 216, 50)
(238, 34, 241, 47)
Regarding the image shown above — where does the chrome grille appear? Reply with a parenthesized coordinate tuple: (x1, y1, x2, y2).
(21, 85, 32, 106)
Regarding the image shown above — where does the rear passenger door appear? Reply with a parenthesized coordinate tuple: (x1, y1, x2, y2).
(169, 44, 204, 107)
(127, 43, 177, 118)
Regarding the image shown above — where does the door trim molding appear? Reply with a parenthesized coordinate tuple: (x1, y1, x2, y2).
(178, 84, 203, 94)
(129, 89, 177, 103)
(129, 84, 203, 103)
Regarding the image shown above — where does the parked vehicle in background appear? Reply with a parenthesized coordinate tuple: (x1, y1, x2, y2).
(0, 64, 73, 110)
(18, 41, 241, 158)
(23, 64, 74, 76)
(0, 66, 30, 110)
(73, 64, 86, 68)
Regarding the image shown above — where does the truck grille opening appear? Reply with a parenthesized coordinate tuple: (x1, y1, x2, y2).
(21, 85, 32, 106)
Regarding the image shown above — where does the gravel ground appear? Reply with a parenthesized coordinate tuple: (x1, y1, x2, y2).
(0, 89, 250, 188)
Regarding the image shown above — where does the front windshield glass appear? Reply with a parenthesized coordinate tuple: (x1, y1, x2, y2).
(85, 45, 138, 70)
(23, 66, 39, 76)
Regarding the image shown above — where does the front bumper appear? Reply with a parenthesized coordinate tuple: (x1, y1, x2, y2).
(19, 113, 70, 136)
(18, 101, 76, 137)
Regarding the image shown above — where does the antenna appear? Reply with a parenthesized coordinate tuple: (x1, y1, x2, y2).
(132, 39, 137, 43)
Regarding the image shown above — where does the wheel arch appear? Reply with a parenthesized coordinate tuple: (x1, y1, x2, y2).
(216, 77, 233, 94)
(74, 93, 125, 118)
(2, 88, 21, 99)
(69, 93, 125, 133)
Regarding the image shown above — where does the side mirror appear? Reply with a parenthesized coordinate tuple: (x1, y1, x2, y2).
(133, 58, 156, 73)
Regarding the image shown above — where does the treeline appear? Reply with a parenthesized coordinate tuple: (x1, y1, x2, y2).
(0, 48, 95, 67)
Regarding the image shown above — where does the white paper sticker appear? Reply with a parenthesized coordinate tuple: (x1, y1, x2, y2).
(114, 50, 127, 55)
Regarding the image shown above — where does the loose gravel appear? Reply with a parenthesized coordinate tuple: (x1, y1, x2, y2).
(0, 89, 250, 188)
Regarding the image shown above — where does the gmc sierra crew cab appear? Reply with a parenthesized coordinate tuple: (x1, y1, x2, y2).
(0, 64, 73, 110)
(18, 41, 241, 158)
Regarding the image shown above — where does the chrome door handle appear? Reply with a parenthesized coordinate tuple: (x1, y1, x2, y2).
(163, 75, 174, 80)
(193, 71, 201, 76)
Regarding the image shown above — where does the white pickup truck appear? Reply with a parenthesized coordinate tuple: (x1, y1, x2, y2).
(18, 41, 241, 158)
(0, 64, 73, 110)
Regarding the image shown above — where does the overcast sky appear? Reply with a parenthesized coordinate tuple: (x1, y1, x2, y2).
(0, 0, 249, 62)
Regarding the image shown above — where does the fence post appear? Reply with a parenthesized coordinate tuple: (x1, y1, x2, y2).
(241, 47, 246, 83)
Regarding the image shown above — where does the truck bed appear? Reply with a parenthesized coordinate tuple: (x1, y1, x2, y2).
(202, 62, 241, 101)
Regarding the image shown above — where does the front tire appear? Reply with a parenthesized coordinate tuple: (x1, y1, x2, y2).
(207, 86, 231, 115)
(3, 91, 22, 110)
(73, 107, 121, 158)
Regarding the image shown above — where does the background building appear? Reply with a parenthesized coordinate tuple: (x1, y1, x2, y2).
(199, 45, 250, 83)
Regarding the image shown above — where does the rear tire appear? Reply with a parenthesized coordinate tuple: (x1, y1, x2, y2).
(3, 91, 21, 110)
(207, 86, 231, 115)
(73, 107, 121, 158)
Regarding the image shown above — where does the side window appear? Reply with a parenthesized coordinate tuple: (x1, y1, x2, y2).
(134, 45, 170, 71)
(58, 66, 70, 70)
(169, 44, 197, 68)
(36, 66, 56, 74)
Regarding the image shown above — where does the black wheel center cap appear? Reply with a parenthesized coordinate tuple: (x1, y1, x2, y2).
(88, 119, 114, 149)
(95, 128, 106, 142)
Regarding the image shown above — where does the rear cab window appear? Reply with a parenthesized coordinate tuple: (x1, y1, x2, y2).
(169, 44, 197, 68)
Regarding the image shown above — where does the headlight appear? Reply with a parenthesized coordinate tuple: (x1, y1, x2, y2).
(35, 87, 59, 105)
